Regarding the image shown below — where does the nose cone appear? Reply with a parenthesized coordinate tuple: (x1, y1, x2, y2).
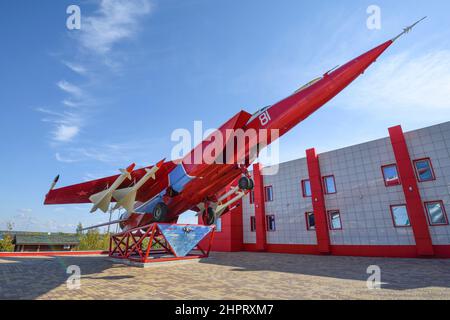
(331, 40, 393, 85)
(354, 40, 393, 72)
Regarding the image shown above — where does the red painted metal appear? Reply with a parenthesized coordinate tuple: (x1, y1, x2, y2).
(198, 197, 244, 252)
(109, 223, 215, 263)
(0, 251, 108, 257)
(253, 163, 267, 251)
(210, 205, 244, 252)
(243, 243, 450, 259)
(388, 125, 434, 256)
(306, 148, 331, 254)
(44, 37, 396, 233)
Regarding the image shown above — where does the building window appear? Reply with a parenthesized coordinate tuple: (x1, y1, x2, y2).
(249, 190, 255, 204)
(381, 164, 401, 186)
(413, 158, 435, 182)
(266, 215, 276, 232)
(63, 245, 71, 250)
(264, 186, 274, 202)
(305, 212, 315, 230)
(302, 179, 312, 197)
(323, 176, 337, 194)
(425, 201, 448, 226)
(390, 205, 411, 227)
(327, 210, 342, 230)
(250, 216, 256, 232)
(215, 217, 222, 232)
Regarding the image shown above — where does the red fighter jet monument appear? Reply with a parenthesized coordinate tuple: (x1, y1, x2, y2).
(44, 18, 426, 264)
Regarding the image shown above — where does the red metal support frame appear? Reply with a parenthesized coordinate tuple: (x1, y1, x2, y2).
(109, 223, 215, 263)
(388, 125, 434, 256)
(253, 163, 267, 251)
(306, 148, 331, 254)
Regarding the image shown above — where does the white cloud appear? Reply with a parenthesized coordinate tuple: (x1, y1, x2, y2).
(37, 108, 83, 142)
(39, 1, 153, 148)
(57, 144, 140, 164)
(80, 0, 152, 54)
(338, 50, 450, 122)
(63, 61, 88, 75)
(53, 125, 80, 142)
(57, 80, 83, 97)
(62, 99, 81, 108)
(55, 152, 79, 163)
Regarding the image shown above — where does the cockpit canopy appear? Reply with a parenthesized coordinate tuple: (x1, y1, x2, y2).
(246, 76, 324, 125)
(293, 77, 322, 94)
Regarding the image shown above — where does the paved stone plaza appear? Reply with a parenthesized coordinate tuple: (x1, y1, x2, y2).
(0, 252, 449, 300)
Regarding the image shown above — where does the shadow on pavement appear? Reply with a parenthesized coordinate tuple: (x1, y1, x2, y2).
(0, 255, 127, 300)
(198, 252, 450, 291)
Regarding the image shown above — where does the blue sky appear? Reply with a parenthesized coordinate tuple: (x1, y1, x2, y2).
(1, 0, 449, 232)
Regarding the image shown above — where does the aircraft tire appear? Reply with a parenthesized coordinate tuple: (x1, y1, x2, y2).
(153, 202, 168, 222)
(248, 178, 254, 190)
(238, 176, 254, 190)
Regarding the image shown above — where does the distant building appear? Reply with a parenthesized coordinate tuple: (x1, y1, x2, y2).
(13, 234, 80, 252)
(0, 231, 80, 252)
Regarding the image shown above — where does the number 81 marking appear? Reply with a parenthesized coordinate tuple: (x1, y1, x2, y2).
(259, 111, 271, 126)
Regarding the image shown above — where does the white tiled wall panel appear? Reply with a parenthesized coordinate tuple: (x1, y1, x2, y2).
(261, 159, 316, 245)
(242, 121, 450, 246)
(404, 122, 450, 245)
(319, 137, 414, 245)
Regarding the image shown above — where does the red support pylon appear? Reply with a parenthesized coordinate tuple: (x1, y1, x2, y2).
(109, 223, 215, 264)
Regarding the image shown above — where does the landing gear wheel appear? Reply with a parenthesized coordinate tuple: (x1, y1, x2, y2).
(153, 202, 168, 222)
(203, 207, 216, 226)
(238, 176, 254, 190)
(248, 178, 254, 190)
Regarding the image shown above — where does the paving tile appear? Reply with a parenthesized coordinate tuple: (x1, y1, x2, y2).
(0, 253, 449, 300)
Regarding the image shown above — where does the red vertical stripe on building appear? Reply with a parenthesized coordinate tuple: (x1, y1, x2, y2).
(197, 182, 243, 252)
(253, 163, 267, 251)
(388, 125, 434, 256)
(306, 148, 331, 254)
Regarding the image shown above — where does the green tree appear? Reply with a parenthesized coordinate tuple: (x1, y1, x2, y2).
(77, 229, 110, 251)
(0, 234, 14, 252)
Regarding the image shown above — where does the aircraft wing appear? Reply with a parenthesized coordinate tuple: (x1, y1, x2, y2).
(44, 160, 176, 206)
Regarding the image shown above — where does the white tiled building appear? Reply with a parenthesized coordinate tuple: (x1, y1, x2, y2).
(215, 122, 450, 258)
